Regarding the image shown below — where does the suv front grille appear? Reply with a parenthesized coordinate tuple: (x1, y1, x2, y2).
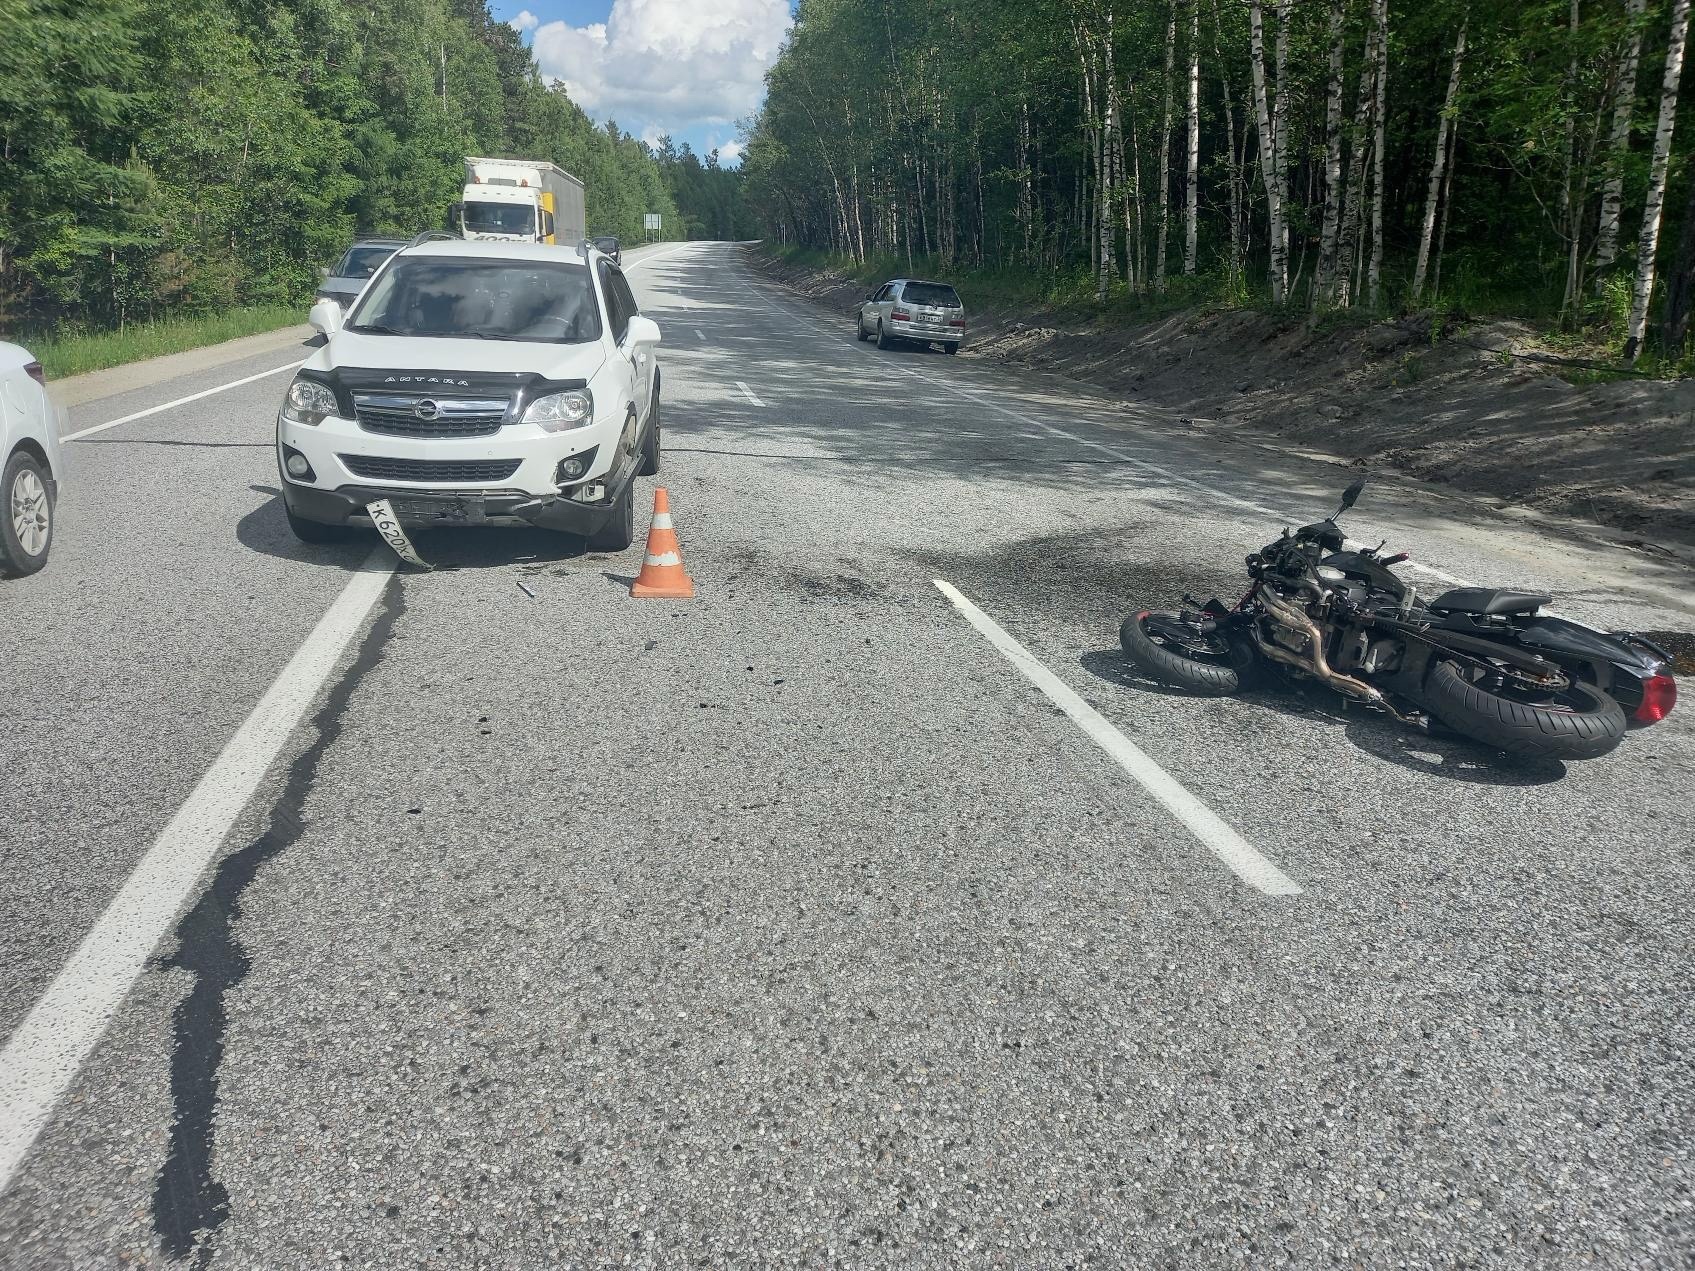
(340, 455, 522, 483)
(352, 392, 509, 438)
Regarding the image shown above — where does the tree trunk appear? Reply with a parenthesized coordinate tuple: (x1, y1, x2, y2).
(1314, 0, 1347, 306)
(1367, 0, 1389, 307)
(1156, 0, 1176, 290)
(1411, 21, 1467, 304)
(1595, 0, 1649, 283)
(1338, 12, 1378, 308)
(1272, 0, 1292, 276)
(1249, 0, 1287, 303)
(1184, 0, 1201, 276)
(1209, 0, 1245, 280)
(1625, 0, 1692, 360)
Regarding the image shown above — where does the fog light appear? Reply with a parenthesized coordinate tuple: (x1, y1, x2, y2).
(554, 446, 598, 487)
(285, 453, 311, 477)
(281, 444, 316, 483)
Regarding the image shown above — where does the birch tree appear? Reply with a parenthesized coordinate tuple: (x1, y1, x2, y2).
(1313, 0, 1348, 307)
(1184, 0, 1201, 276)
(1411, 20, 1467, 304)
(1367, 0, 1389, 306)
(1625, 0, 1692, 360)
(1156, 0, 1176, 290)
(1594, 0, 1648, 284)
(1249, 0, 1288, 303)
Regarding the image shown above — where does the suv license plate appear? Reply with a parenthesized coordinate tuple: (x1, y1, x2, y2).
(392, 495, 487, 522)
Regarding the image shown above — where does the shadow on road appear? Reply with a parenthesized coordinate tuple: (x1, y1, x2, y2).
(1077, 646, 1568, 786)
(237, 487, 596, 573)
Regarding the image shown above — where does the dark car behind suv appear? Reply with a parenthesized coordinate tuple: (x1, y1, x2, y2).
(314, 238, 408, 315)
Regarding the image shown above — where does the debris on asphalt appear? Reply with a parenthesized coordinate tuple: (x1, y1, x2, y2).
(516, 580, 537, 599)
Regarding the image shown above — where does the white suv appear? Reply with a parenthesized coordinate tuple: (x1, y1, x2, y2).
(278, 235, 661, 550)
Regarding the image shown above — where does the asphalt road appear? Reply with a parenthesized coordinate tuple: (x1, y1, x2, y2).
(2, 241, 1692, 1268)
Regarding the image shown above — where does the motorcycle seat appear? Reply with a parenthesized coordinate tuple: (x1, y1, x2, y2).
(1428, 587, 1551, 616)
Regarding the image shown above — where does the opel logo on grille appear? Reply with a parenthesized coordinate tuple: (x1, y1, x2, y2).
(414, 399, 440, 420)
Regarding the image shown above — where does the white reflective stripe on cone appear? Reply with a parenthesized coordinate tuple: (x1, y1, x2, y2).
(651, 513, 674, 530)
(647, 551, 681, 566)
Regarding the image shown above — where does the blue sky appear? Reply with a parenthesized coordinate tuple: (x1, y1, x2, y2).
(489, 1, 795, 167)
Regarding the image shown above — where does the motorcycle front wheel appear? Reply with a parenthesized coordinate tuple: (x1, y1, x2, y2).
(1120, 610, 1256, 696)
(1424, 659, 1626, 760)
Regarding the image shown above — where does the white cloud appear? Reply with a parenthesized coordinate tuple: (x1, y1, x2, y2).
(718, 140, 744, 164)
(509, 9, 539, 33)
(528, 0, 790, 134)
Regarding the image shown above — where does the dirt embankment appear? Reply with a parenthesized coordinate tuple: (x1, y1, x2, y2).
(750, 250, 1695, 553)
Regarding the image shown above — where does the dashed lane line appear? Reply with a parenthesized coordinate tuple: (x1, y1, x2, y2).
(736, 380, 766, 407)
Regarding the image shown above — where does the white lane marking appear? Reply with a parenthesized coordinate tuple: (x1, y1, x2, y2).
(61, 361, 301, 442)
(735, 380, 766, 407)
(695, 329, 707, 341)
(0, 548, 399, 1196)
(625, 242, 694, 271)
(933, 579, 1302, 898)
(739, 272, 1481, 592)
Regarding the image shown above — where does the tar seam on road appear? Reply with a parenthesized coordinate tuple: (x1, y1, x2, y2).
(0, 548, 398, 1201)
(151, 575, 406, 1265)
(933, 579, 1303, 897)
(61, 361, 302, 442)
(735, 380, 766, 407)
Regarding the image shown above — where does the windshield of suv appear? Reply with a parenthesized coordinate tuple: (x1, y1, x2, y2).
(334, 244, 400, 280)
(461, 201, 537, 237)
(346, 257, 603, 343)
(902, 282, 961, 308)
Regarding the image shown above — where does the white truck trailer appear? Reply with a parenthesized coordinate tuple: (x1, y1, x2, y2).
(454, 157, 586, 246)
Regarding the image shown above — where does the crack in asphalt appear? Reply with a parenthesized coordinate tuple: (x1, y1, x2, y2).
(150, 576, 406, 1265)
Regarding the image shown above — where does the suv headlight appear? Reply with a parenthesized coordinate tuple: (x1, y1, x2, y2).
(282, 375, 338, 426)
(521, 389, 592, 432)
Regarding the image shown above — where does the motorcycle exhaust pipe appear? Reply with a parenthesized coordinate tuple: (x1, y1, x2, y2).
(1253, 587, 1424, 725)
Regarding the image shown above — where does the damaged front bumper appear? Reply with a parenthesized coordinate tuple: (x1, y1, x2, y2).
(280, 478, 621, 535)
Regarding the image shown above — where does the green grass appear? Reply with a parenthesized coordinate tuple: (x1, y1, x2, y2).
(29, 304, 304, 380)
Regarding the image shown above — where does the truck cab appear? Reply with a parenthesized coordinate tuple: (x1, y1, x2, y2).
(453, 157, 585, 246)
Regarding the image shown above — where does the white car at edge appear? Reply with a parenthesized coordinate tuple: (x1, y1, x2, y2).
(278, 234, 661, 551)
(1, 342, 65, 577)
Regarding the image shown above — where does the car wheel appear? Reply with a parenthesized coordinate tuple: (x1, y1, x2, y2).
(944, 343, 960, 355)
(0, 450, 53, 577)
(286, 505, 355, 543)
(875, 321, 893, 350)
(856, 312, 870, 341)
(638, 391, 661, 476)
(588, 482, 637, 552)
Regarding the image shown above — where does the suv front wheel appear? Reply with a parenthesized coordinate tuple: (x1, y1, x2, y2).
(588, 483, 636, 552)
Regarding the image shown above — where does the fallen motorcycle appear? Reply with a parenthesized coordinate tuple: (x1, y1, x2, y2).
(1119, 475, 1677, 761)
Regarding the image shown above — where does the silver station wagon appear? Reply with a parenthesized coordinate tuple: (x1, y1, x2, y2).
(857, 279, 966, 354)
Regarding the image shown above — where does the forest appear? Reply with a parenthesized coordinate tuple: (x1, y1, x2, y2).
(0, 0, 734, 341)
(742, 0, 1695, 364)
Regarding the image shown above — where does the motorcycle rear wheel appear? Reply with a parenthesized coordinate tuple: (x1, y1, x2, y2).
(1120, 610, 1255, 696)
(1424, 659, 1626, 761)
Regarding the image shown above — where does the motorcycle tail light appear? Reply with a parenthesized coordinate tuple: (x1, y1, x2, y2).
(1633, 673, 1677, 725)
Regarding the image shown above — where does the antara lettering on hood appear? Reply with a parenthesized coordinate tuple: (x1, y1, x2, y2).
(384, 375, 471, 387)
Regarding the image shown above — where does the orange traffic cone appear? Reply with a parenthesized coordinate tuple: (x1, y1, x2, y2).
(630, 487, 695, 598)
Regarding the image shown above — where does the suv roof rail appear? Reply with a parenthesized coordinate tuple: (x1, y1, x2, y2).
(406, 230, 459, 249)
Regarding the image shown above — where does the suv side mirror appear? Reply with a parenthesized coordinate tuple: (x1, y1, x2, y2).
(625, 315, 662, 346)
(309, 299, 343, 336)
